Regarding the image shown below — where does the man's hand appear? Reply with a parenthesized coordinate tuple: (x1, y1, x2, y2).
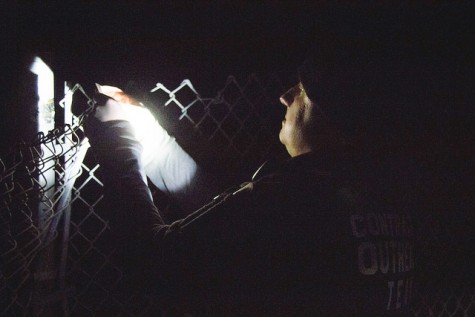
(94, 83, 144, 122)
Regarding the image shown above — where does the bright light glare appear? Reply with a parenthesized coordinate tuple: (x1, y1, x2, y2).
(30, 56, 54, 133)
(96, 99, 198, 195)
(29, 56, 55, 227)
(94, 82, 199, 198)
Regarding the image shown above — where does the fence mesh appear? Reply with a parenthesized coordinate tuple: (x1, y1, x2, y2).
(1, 76, 473, 316)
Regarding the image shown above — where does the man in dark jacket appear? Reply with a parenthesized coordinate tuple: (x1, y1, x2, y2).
(85, 50, 418, 315)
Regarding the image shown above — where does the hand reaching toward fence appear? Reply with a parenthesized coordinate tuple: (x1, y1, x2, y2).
(93, 83, 145, 122)
(87, 83, 216, 213)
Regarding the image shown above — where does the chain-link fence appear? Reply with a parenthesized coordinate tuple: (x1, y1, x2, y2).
(1, 76, 473, 316)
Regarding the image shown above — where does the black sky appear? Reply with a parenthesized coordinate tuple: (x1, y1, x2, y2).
(0, 1, 472, 152)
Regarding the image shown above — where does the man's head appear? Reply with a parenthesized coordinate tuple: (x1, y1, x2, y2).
(278, 81, 344, 157)
(279, 83, 316, 157)
(281, 38, 417, 157)
(278, 33, 384, 157)
(286, 8, 442, 157)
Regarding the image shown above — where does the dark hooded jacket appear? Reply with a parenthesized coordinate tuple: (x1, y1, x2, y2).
(87, 118, 417, 316)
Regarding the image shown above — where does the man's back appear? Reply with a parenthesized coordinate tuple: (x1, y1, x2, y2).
(151, 151, 417, 316)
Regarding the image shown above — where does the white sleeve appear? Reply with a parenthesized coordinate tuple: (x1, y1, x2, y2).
(129, 106, 216, 212)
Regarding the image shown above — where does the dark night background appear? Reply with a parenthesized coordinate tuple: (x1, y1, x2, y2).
(1, 0, 317, 152)
(0, 0, 474, 307)
(1, 1, 473, 149)
(1, 1, 472, 147)
(1, 9, 474, 195)
(1, 1, 474, 221)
